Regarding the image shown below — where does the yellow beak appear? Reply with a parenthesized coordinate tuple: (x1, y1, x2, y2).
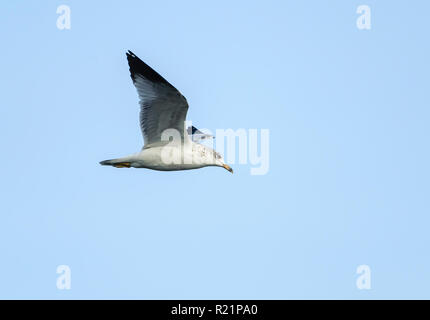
(222, 164, 234, 174)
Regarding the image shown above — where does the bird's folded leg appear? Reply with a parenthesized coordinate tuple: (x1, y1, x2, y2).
(113, 162, 131, 168)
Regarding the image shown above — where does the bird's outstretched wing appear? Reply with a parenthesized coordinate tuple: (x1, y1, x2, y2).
(126, 50, 189, 146)
(187, 126, 214, 142)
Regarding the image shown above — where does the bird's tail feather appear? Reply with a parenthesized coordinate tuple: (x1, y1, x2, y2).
(100, 159, 114, 166)
(99, 159, 131, 168)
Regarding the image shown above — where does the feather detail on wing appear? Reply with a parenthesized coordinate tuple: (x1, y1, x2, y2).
(187, 126, 214, 142)
(126, 51, 189, 146)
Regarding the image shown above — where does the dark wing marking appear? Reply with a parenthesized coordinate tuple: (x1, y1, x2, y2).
(187, 126, 214, 142)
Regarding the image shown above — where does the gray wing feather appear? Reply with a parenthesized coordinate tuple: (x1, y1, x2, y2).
(127, 51, 189, 146)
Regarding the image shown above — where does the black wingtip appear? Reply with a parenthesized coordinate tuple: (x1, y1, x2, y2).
(126, 50, 172, 87)
(126, 50, 136, 58)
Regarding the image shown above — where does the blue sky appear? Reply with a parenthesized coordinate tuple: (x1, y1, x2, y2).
(0, 1, 429, 299)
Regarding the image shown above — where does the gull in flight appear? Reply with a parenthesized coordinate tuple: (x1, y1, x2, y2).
(100, 51, 233, 173)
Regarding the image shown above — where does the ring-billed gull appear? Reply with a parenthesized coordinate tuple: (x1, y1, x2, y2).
(100, 51, 233, 173)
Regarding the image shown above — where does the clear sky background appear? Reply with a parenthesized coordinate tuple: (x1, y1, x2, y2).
(1, 1, 429, 299)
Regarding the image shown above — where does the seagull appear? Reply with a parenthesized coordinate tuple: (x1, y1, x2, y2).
(100, 51, 233, 173)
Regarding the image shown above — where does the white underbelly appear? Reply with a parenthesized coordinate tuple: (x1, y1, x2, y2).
(131, 145, 209, 171)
